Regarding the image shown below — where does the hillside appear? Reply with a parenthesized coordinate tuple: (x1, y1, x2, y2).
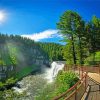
(0, 34, 64, 81)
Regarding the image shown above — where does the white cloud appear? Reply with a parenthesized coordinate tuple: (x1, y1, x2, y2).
(21, 29, 61, 41)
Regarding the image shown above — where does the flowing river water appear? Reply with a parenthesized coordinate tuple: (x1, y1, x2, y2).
(12, 61, 66, 98)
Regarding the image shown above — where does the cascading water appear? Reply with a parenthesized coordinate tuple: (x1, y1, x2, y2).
(45, 61, 65, 82)
(12, 61, 65, 93)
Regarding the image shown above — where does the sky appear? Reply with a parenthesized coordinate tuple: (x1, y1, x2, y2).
(0, 0, 100, 43)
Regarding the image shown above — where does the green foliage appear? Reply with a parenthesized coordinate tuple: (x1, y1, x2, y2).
(57, 10, 100, 65)
(5, 77, 17, 85)
(15, 65, 37, 79)
(85, 16, 100, 53)
(7, 43, 18, 65)
(0, 77, 17, 89)
(0, 82, 4, 88)
(56, 71, 79, 88)
(35, 71, 79, 100)
(0, 59, 6, 65)
(55, 71, 78, 95)
(84, 51, 100, 65)
(0, 89, 26, 100)
(38, 42, 64, 61)
(0, 33, 64, 81)
(57, 10, 86, 65)
(63, 43, 74, 64)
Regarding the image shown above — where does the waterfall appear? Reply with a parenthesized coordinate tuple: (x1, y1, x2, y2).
(45, 61, 65, 82)
(12, 61, 65, 93)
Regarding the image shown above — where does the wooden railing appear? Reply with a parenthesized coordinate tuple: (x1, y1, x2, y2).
(64, 64, 100, 77)
(53, 73, 88, 100)
(53, 64, 100, 100)
(79, 66, 100, 74)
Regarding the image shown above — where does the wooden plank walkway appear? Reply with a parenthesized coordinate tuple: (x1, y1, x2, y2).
(85, 73, 100, 100)
(88, 73, 100, 84)
(53, 66, 100, 100)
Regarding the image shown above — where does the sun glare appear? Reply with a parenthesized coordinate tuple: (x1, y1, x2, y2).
(0, 10, 6, 23)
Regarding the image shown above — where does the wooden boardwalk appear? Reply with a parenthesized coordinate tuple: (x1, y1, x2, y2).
(84, 73, 100, 100)
(53, 66, 100, 100)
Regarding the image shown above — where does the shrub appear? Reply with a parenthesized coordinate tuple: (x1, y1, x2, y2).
(35, 71, 79, 100)
(5, 77, 17, 85)
(55, 71, 79, 94)
(84, 51, 100, 65)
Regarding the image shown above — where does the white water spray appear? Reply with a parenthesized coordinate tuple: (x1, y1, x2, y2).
(45, 61, 65, 82)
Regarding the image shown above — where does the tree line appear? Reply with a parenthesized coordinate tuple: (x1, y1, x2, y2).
(57, 10, 100, 65)
(37, 42, 64, 61)
(0, 34, 64, 81)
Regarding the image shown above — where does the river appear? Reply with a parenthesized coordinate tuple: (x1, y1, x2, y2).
(12, 61, 66, 99)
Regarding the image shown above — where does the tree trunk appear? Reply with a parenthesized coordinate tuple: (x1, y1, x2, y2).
(71, 35, 76, 65)
(79, 36, 83, 65)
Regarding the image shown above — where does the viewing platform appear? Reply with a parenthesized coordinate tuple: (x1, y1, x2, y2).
(53, 65, 100, 100)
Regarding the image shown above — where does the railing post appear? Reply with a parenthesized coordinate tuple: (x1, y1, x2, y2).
(85, 73, 87, 91)
(99, 64, 100, 74)
(79, 66, 81, 78)
(81, 67, 83, 78)
(75, 86, 77, 100)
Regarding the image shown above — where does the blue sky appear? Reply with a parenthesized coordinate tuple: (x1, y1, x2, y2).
(0, 0, 100, 43)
